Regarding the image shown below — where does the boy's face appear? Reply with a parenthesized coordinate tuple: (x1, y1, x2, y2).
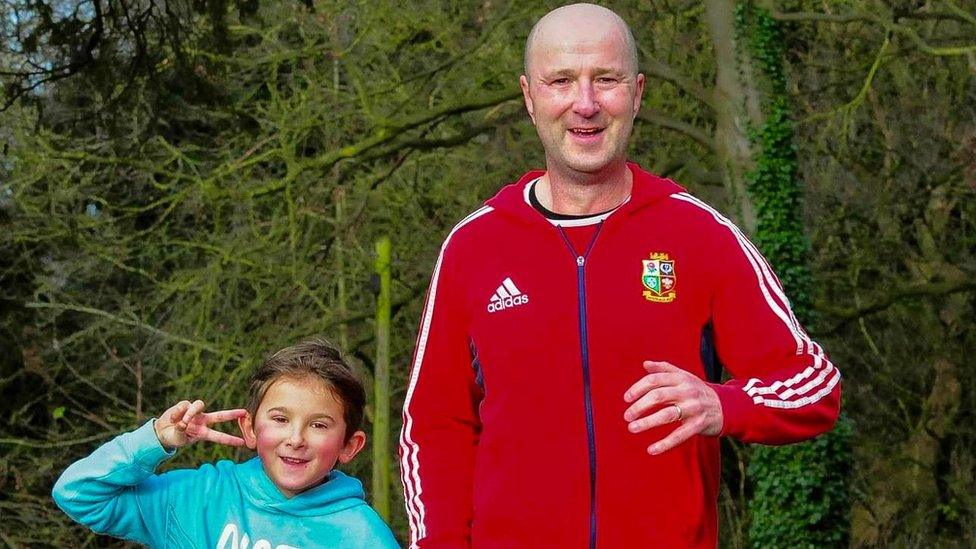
(239, 375, 366, 498)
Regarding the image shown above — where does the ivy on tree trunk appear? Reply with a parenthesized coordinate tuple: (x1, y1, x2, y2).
(734, 3, 853, 547)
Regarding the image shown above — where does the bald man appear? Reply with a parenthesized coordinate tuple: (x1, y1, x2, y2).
(399, 4, 840, 548)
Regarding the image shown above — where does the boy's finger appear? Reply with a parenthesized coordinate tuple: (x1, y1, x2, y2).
(169, 400, 191, 423)
(204, 430, 247, 447)
(203, 409, 248, 424)
(184, 400, 206, 423)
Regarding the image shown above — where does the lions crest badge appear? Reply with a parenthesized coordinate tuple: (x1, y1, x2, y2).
(642, 252, 676, 303)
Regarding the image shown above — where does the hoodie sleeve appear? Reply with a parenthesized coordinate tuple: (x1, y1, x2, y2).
(51, 419, 176, 545)
(399, 230, 483, 548)
(705, 219, 841, 444)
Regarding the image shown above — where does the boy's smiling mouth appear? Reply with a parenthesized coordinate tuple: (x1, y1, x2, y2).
(279, 456, 309, 466)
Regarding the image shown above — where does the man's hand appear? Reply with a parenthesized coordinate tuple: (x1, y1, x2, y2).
(153, 400, 247, 450)
(623, 361, 724, 455)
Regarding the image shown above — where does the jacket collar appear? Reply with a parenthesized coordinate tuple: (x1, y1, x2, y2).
(484, 162, 685, 224)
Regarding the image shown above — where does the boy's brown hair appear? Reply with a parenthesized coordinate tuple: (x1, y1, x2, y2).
(246, 338, 365, 441)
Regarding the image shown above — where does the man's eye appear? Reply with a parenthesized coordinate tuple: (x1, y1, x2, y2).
(550, 78, 570, 85)
(597, 77, 619, 84)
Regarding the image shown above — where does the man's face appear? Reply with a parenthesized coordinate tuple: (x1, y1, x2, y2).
(520, 21, 644, 177)
(240, 376, 365, 498)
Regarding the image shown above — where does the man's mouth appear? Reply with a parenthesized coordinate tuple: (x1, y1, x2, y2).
(569, 127, 604, 135)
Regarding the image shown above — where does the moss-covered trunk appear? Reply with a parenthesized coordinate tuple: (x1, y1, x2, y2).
(708, 2, 853, 546)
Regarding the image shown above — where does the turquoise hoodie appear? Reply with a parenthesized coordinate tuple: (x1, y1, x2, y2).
(52, 420, 400, 548)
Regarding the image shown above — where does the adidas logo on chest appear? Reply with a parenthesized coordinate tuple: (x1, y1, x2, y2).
(487, 277, 529, 313)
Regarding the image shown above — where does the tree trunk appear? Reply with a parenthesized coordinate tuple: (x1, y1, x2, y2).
(371, 236, 392, 521)
(705, 0, 763, 233)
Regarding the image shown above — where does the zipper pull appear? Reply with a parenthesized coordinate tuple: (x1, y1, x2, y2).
(577, 256, 585, 267)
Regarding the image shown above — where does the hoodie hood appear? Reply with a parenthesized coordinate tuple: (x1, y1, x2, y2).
(235, 457, 366, 517)
(484, 162, 686, 223)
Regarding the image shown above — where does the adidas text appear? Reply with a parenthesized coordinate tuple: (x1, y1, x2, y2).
(488, 294, 529, 313)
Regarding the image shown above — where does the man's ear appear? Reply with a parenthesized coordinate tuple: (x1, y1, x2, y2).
(520, 75, 536, 124)
(238, 413, 257, 450)
(633, 73, 646, 117)
(337, 430, 367, 465)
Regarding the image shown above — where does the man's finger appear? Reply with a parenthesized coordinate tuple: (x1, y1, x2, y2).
(203, 409, 248, 424)
(648, 418, 701, 455)
(623, 372, 682, 403)
(627, 400, 683, 433)
(643, 360, 681, 373)
(624, 386, 681, 422)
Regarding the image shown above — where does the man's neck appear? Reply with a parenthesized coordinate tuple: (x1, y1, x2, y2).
(536, 162, 633, 216)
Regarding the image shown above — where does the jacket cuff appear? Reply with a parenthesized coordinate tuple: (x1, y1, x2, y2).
(710, 382, 758, 439)
(125, 420, 177, 471)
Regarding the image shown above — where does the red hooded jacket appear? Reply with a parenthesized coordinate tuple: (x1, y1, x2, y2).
(399, 164, 841, 548)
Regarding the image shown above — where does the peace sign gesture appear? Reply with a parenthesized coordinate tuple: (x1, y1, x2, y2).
(153, 400, 247, 450)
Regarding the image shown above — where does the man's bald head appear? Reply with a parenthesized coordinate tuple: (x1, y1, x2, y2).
(523, 3, 638, 77)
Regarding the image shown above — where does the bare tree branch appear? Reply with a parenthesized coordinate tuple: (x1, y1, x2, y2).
(0, 429, 125, 449)
(817, 276, 976, 330)
(25, 302, 235, 358)
(0, 0, 105, 111)
(637, 111, 716, 151)
(303, 88, 523, 172)
(773, 10, 976, 56)
(641, 54, 716, 111)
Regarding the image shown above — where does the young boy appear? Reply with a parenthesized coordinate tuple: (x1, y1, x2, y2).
(52, 338, 399, 548)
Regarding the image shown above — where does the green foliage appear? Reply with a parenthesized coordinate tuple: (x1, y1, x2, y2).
(2, 1, 974, 547)
(0, 1, 535, 544)
(748, 418, 853, 548)
(735, 4, 852, 547)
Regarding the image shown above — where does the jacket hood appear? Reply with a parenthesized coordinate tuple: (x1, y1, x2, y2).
(484, 162, 686, 223)
(235, 457, 367, 517)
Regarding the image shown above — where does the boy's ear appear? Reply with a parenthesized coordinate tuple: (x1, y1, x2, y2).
(238, 413, 257, 450)
(337, 430, 367, 465)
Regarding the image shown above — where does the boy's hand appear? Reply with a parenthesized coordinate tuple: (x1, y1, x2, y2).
(153, 400, 247, 450)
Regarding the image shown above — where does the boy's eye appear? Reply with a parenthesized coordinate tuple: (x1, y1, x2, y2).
(272, 416, 288, 423)
(311, 421, 330, 429)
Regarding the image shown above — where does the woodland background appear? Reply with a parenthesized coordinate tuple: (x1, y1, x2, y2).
(1, 0, 974, 547)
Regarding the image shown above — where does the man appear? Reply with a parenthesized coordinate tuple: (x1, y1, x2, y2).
(399, 4, 840, 548)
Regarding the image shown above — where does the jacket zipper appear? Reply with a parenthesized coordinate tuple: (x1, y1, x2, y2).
(557, 222, 604, 549)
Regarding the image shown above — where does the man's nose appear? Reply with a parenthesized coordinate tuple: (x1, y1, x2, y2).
(573, 80, 600, 118)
